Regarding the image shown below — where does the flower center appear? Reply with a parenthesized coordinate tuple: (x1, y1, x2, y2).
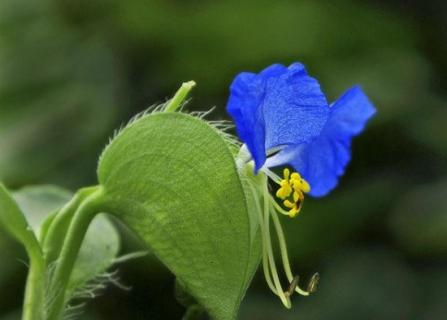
(275, 168, 310, 218)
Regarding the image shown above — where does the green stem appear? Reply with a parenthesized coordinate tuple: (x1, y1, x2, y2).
(270, 197, 293, 217)
(270, 203, 309, 296)
(43, 186, 99, 265)
(22, 248, 45, 320)
(248, 184, 278, 295)
(164, 81, 196, 112)
(47, 187, 105, 320)
(262, 181, 291, 308)
(38, 210, 58, 244)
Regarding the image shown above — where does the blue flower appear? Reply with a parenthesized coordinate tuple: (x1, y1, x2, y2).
(227, 63, 376, 197)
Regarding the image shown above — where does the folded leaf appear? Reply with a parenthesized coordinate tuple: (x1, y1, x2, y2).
(97, 112, 259, 319)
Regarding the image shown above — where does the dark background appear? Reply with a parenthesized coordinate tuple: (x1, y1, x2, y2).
(0, 0, 446, 319)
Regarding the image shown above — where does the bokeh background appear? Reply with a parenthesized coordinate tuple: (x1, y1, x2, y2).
(1, 0, 446, 319)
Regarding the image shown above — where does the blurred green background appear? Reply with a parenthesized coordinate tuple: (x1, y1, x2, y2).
(1, 0, 446, 319)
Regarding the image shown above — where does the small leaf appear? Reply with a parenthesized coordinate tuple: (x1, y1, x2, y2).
(11, 185, 121, 301)
(0, 183, 40, 257)
(97, 112, 258, 319)
(13, 185, 72, 240)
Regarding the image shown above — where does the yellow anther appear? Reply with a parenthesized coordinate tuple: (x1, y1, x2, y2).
(276, 188, 286, 199)
(293, 190, 300, 202)
(291, 176, 311, 194)
(276, 177, 292, 199)
(280, 180, 291, 191)
(288, 207, 299, 218)
(283, 200, 295, 209)
(276, 188, 283, 199)
(290, 172, 301, 180)
(301, 180, 311, 193)
(283, 168, 290, 180)
(275, 168, 311, 218)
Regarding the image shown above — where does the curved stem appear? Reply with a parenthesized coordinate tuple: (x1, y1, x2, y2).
(270, 197, 292, 217)
(262, 183, 291, 308)
(43, 186, 99, 265)
(270, 203, 309, 296)
(38, 210, 58, 244)
(248, 184, 278, 295)
(47, 187, 105, 320)
(22, 248, 45, 320)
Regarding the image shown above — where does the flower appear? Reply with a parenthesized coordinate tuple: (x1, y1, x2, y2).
(227, 62, 376, 198)
(227, 62, 375, 308)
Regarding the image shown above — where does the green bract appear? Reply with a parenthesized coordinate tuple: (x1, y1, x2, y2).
(97, 112, 260, 319)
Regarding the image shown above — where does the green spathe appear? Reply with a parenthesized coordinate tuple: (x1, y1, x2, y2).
(98, 112, 259, 319)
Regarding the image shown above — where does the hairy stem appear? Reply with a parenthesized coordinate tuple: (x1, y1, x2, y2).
(43, 186, 99, 264)
(22, 247, 45, 320)
(46, 187, 105, 320)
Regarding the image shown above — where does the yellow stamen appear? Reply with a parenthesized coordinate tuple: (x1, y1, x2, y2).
(283, 168, 290, 180)
(288, 207, 299, 218)
(301, 180, 310, 193)
(276, 178, 292, 200)
(293, 190, 300, 202)
(283, 200, 295, 209)
(252, 173, 319, 307)
(290, 172, 301, 180)
(275, 168, 310, 218)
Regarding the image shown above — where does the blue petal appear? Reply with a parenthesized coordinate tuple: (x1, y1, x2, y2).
(267, 85, 376, 197)
(227, 63, 329, 171)
(263, 63, 329, 151)
(227, 71, 267, 170)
